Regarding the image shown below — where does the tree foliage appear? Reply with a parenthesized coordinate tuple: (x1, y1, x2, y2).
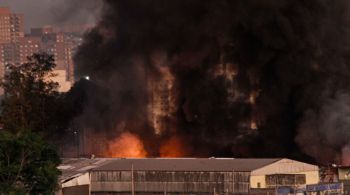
(0, 131, 61, 194)
(0, 53, 63, 135)
(0, 53, 64, 194)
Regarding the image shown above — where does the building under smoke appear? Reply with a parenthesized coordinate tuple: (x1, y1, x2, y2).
(70, 0, 350, 163)
(147, 65, 176, 135)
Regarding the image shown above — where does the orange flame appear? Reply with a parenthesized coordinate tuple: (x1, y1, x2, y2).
(160, 136, 187, 157)
(107, 132, 147, 158)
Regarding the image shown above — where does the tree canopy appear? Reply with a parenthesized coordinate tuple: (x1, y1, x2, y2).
(0, 131, 61, 194)
(0, 53, 63, 194)
(0, 53, 66, 136)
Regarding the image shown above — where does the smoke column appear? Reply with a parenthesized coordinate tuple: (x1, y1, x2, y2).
(73, 0, 350, 164)
(0, 0, 102, 30)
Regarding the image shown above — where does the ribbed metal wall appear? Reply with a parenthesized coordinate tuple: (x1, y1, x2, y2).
(91, 171, 250, 195)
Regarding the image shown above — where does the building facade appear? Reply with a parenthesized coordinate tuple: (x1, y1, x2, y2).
(0, 7, 24, 44)
(57, 158, 320, 195)
(250, 158, 319, 189)
(31, 27, 76, 83)
(148, 66, 176, 135)
(0, 8, 81, 94)
(0, 7, 25, 95)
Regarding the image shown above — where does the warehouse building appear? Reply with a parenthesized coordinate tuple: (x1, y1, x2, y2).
(57, 158, 319, 195)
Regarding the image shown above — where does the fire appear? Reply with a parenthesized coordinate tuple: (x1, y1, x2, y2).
(107, 132, 147, 158)
(160, 136, 187, 157)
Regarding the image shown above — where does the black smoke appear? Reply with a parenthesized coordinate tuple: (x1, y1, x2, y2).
(73, 0, 350, 163)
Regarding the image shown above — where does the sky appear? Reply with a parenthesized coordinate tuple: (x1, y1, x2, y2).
(0, 0, 101, 31)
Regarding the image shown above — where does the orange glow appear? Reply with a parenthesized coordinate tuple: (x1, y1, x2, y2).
(160, 136, 187, 157)
(250, 120, 258, 130)
(107, 132, 147, 158)
(249, 91, 259, 104)
(148, 65, 175, 135)
(342, 146, 350, 165)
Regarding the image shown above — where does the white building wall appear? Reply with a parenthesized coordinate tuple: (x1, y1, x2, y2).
(50, 70, 72, 92)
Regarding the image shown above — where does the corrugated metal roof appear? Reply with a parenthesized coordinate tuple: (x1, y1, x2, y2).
(59, 158, 112, 182)
(92, 158, 283, 172)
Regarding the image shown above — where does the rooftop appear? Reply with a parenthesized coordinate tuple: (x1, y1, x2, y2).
(58, 158, 112, 183)
(92, 158, 282, 172)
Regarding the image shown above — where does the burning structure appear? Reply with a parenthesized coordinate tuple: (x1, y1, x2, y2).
(147, 64, 176, 136)
(67, 0, 350, 164)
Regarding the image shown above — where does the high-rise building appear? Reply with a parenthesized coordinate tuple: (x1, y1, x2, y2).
(9, 13, 24, 43)
(0, 7, 25, 66)
(148, 66, 176, 135)
(17, 37, 41, 64)
(0, 7, 24, 44)
(0, 7, 25, 95)
(30, 26, 84, 82)
(0, 37, 41, 66)
(0, 44, 5, 94)
(0, 8, 11, 44)
(0, 8, 79, 94)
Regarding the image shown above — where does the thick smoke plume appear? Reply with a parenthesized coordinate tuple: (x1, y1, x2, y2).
(72, 0, 350, 164)
(50, 0, 103, 26)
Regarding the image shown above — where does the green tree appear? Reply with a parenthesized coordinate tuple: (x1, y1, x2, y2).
(0, 53, 63, 194)
(0, 53, 62, 135)
(0, 131, 61, 194)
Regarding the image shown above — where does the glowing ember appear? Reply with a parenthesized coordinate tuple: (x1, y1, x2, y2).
(160, 136, 187, 157)
(250, 121, 258, 130)
(249, 91, 259, 104)
(107, 132, 147, 158)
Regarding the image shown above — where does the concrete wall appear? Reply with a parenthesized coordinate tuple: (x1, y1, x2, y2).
(304, 171, 319, 185)
(49, 70, 72, 92)
(250, 175, 266, 188)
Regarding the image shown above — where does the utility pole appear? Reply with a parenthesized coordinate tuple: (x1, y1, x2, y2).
(131, 164, 135, 195)
(293, 175, 296, 195)
(232, 170, 235, 195)
(275, 175, 278, 195)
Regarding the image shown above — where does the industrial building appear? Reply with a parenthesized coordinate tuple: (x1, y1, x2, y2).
(57, 158, 319, 195)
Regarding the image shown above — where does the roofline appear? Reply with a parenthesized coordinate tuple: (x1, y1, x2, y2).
(251, 158, 319, 174)
(89, 158, 284, 172)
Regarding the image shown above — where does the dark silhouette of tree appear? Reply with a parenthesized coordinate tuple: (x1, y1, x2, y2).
(0, 131, 61, 194)
(0, 53, 63, 194)
(0, 53, 63, 136)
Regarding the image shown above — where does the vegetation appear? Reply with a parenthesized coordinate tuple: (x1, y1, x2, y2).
(0, 53, 70, 136)
(0, 53, 63, 194)
(0, 131, 61, 194)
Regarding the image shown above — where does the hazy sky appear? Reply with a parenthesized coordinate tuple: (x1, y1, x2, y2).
(0, 0, 101, 31)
